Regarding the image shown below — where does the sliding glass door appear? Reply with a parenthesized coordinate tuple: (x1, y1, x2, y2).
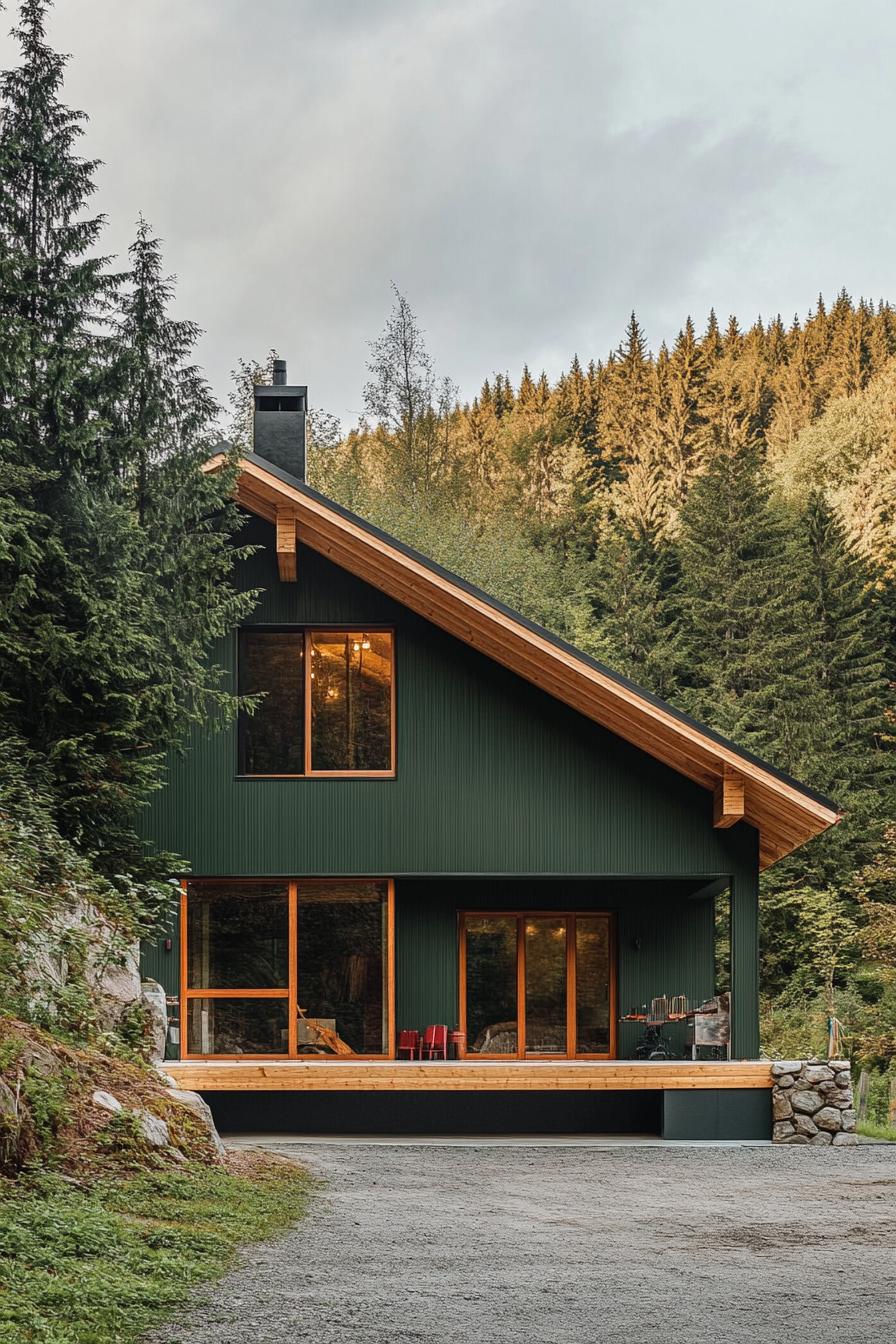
(460, 912, 614, 1059)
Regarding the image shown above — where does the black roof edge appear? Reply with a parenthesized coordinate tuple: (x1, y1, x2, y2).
(235, 447, 841, 817)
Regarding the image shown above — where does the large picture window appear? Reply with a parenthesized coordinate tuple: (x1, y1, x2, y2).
(181, 880, 394, 1059)
(238, 629, 394, 777)
(460, 911, 615, 1059)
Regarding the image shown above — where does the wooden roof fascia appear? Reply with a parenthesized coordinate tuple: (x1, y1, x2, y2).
(206, 453, 842, 868)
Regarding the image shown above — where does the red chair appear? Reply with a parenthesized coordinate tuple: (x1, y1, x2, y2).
(420, 1025, 448, 1060)
(397, 1029, 420, 1060)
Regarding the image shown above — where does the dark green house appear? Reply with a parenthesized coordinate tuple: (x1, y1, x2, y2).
(143, 363, 840, 1139)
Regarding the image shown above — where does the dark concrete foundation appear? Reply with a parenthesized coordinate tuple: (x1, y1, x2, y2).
(207, 1088, 663, 1136)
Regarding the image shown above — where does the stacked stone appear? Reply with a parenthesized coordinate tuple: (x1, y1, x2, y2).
(771, 1060, 857, 1144)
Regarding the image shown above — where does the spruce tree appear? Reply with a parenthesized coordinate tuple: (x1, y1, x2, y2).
(674, 431, 825, 774)
(589, 520, 681, 701)
(0, 3, 252, 878)
(0, 0, 117, 479)
(798, 494, 892, 869)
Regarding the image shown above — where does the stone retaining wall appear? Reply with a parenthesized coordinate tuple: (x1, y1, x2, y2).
(771, 1060, 857, 1144)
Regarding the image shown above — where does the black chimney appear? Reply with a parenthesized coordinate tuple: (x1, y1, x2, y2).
(253, 359, 307, 481)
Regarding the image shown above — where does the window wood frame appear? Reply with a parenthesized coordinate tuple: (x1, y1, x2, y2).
(237, 626, 396, 779)
(458, 910, 617, 1061)
(180, 877, 396, 1061)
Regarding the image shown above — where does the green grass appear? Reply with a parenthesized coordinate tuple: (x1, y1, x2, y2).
(857, 1119, 896, 1142)
(0, 1159, 313, 1343)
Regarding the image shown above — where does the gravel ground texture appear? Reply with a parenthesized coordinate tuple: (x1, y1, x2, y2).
(147, 1142, 896, 1344)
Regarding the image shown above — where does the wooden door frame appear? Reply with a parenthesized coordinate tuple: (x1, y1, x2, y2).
(458, 910, 617, 1061)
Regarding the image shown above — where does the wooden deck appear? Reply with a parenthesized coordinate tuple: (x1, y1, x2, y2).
(166, 1059, 773, 1092)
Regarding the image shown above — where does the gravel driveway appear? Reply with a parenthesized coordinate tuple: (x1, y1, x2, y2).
(149, 1142, 896, 1344)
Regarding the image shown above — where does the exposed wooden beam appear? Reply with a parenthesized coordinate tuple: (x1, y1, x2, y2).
(714, 766, 745, 829)
(276, 508, 297, 582)
(166, 1059, 773, 1092)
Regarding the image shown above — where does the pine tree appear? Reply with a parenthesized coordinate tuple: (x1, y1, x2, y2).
(517, 364, 536, 408)
(598, 312, 657, 487)
(0, 0, 123, 848)
(675, 432, 825, 774)
(797, 494, 892, 871)
(701, 308, 724, 363)
(113, 218, 217, 518)
(654, 317, 706, 504)
(589, 520, 681, 700)
(493, 372, 514, 419)
(0, 0, 117, 480)
(759, 495, 893, 997)
(0, 4, 252, 876)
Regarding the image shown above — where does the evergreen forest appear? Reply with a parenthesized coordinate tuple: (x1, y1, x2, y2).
(1, 0, 894, 1103)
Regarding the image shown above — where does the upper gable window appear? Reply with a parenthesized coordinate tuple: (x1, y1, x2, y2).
(238, 629, 394, 777)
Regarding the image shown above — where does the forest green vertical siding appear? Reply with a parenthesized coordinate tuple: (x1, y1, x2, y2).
(140, 513, 763, 1055)
(730, 865, 761, 1056)
(141, 516, 758, 880)
(140, 898, 179, 998)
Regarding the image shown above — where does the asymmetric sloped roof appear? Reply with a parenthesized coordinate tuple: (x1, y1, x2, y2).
(205, 448, 841, 869)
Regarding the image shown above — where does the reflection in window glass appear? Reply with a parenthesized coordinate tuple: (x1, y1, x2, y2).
(465, 916, 518, 1054)
(296, 882, 388, 1055)
(187, 883, 289, 989)
(525, 917, 567, 1055)
(576, 916, 611, 1054)
(310, 632, 392, 772)
(186, 997, 288, 1055)
(238, 631, 304, 774)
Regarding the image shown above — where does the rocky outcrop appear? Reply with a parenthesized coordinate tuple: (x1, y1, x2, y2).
(166, 1087, 227, 1160)
(134, 1107, 171, 1148)
(771, 1060, 857, 1145)
(22, 898, 142, 1032)
(140, 979, 169, 1063)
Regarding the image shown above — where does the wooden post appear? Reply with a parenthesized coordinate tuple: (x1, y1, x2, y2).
(856, 1069, 870, 1122)
(888, 1075, 896, 1129)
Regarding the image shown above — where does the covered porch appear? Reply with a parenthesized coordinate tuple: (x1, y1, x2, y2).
(158, 874, 756, 1065)
(145, 873, 772, 1136)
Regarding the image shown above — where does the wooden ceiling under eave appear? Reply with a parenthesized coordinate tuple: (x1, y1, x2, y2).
(208, 454, 842, 870)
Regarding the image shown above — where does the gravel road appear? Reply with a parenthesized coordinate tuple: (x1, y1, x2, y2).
(148, 1142, 896, 1344)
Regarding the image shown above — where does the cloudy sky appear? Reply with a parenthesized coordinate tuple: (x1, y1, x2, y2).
(4, 1, 894, 426)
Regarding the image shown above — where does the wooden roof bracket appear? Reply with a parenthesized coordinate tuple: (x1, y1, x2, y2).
(276, 507, 297, 582)
(714, 765, 745, 828)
